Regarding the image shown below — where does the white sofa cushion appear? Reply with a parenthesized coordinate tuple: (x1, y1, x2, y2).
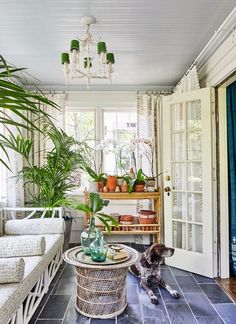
(0, 234, 64, 324)
(0, 236, 46, 258)
(5, 218, 65, 235)
(0, 258, 25, 284)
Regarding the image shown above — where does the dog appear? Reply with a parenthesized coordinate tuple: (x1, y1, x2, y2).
(129, 243, 180, 304)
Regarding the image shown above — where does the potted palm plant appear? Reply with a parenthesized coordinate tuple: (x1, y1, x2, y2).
(74, 192, 118, 255)
(18, 126, 89, 250)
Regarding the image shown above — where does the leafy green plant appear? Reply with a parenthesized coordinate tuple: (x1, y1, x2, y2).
(122, 174, 135, 193)
(0, 55, 58, 170)
(135, 168, 145, 185)
(81, 165, 106, 183)
(18, 126, 88, 208)
(74, 192, 118, 233)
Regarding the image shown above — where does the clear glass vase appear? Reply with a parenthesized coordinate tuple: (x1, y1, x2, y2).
(90, 230, 108, 262)
(80, 217, 98, 255)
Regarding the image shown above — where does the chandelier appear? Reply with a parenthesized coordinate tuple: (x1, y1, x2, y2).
(61, 16, 115, 88)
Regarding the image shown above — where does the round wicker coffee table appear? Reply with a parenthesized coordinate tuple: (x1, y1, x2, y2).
(63, 245, 140, 319)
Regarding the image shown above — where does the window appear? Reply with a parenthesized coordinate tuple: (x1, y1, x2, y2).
(103, 110, 137, 174)
(65, 107, 137, 189)
(65, 110, 95, 145)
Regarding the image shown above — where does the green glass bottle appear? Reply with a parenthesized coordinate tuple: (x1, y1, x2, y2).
(90, 230, 108, 262)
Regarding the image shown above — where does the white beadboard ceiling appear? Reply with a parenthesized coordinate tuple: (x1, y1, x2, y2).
(0, 0, 235, 90)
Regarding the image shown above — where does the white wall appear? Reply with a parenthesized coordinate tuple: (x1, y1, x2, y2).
(66, 91, 137, 109)
(197, 15, 236, 87)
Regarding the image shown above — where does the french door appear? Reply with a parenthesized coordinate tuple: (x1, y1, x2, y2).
(162, 88, 214, 277)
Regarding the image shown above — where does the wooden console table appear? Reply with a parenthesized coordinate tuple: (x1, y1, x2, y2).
(84, 191, 161, 243)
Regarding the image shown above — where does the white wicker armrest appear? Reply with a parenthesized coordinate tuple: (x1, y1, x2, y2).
(0, 258, 25, 283)
(0, 236, 46, 257)
(5, 218, 65, 235)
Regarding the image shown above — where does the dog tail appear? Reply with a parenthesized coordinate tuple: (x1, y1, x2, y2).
(129, 264, 140, 277)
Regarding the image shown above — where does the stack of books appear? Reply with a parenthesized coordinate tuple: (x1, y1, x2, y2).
(107, 245, 128, 260)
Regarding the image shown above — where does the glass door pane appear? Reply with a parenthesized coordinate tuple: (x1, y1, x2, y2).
(171, 99, 203, 254)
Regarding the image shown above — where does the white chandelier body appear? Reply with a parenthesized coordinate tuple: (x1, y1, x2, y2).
(61, 16, 115, 88)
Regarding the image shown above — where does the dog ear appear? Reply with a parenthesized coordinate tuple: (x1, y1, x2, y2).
(140, 255, 152, 268)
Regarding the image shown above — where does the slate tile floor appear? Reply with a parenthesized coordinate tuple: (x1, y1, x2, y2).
(29, 244, 236, 324)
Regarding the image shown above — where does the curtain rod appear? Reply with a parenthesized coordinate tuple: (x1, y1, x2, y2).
(137, 90, 172, 95)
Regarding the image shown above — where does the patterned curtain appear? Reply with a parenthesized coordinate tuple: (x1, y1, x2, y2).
(174, 65, 200, 93)
(137, 92, 163, 181)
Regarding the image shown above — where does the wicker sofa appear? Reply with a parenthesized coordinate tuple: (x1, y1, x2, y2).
(0, 207, 65, 324)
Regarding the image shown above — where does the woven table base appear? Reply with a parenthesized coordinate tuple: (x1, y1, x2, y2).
(76, 266, 128, 318)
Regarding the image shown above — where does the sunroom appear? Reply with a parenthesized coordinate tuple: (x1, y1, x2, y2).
(0, 1, 236, 324)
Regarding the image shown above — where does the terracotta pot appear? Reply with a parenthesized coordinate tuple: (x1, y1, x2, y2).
(106, 176, 117, 192)
(120, 215, 134, 222)
(97, 181, 103, 192)
(121, 180, 128, 192)
(139, 210, 156, 224)
(134, 183, 145, 192)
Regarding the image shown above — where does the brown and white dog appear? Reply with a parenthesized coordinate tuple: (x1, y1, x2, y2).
(129, 243, 180, 304)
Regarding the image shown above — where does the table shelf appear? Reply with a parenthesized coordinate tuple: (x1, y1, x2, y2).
(84, 191, 161, 243)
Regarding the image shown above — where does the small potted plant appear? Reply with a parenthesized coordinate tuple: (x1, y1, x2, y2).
(134, 169, 146, 192)
(74, 192, 118, 255)
(81, 165, 106, 192)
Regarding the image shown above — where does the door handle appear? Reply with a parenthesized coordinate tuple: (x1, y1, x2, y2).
(164, 186, 171, 192)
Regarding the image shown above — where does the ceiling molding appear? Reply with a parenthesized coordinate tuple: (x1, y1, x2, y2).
(24, 85, 174, 92)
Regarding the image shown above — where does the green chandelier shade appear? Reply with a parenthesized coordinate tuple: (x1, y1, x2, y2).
(107, 53, 115, 64)
(97, 42, 107, 54)
(61, 53, 70, 64)
(70, 39, 80, 51)
(84, 57, 92, 68)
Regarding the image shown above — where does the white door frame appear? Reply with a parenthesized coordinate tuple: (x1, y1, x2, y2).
(162, 88, 217, 277)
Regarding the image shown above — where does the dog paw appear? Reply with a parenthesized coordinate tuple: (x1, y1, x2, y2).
(151, 296, 159, 304)
(171, 290, 180, 299)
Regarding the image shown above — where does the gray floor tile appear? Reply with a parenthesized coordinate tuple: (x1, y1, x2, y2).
(213, 303, 236, 324)
(192, 274, 215, 284)
(127, 284, 140, 304)
(60, 264, 76, 279)
(159, 268, 176, 285)
(200, 284, 233, 304)
(143, 317, 170, 324)
(63, 295, 90, 324)
(36, 321, 62, 324)
(52, 277, 76, 295)
(139, 292, 169, 322)
(91, 319, 115, 324)
(117, 304, 142, 324)
(185, 294, 218, 316)
(170, 267, 191, 276)
(196, 316, 224, 324)
(165, 303, 197, 324)
(39, 295, 70, 319)
(175, 276, 202, 293)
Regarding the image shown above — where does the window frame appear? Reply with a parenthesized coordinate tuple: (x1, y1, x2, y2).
(65, 105, 137, 189)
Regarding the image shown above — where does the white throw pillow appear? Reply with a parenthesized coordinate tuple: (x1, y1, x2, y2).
(0, 235, 46, 257)
(0, 258, 25, 283)
(5, 218, 65, 235)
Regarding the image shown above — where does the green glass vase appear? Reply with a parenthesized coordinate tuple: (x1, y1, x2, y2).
(90, 230, 108, 262)
(80, 217, 98, 255)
